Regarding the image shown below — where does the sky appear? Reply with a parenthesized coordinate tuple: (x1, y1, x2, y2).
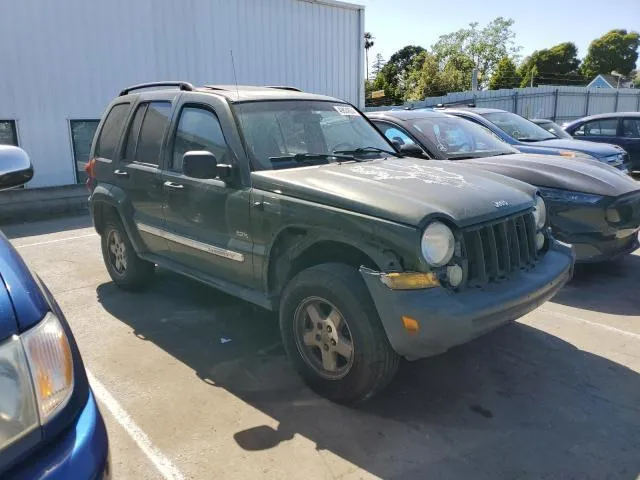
(358, 0, 640, 69)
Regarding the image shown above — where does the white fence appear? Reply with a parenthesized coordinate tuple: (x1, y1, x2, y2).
(365, 86, 640, 123)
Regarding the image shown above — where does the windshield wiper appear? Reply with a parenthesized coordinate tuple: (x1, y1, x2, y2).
(269, 153, 361, 164)
(333, 146, 402, 158)
(518, 137, 555, 142)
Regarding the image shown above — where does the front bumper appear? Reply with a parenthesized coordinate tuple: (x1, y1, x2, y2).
(361, 241, 574, 360)
(8, 391, 110, 480)
(548, 195, 640, 262)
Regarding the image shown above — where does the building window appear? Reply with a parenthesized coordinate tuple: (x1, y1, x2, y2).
(70, 120, 100, 183)
(0, 120, 18, 146)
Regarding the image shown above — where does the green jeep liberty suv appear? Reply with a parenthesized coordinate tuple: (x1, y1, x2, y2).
(87, 82, 574, 404)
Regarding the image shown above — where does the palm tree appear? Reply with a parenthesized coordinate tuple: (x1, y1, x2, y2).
(364, 32, 374, 80)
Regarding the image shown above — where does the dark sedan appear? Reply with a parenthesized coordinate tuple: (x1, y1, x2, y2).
(440, 107, 631, 172)
(563, 112, 640, 172)
(368, 109, 640, 262)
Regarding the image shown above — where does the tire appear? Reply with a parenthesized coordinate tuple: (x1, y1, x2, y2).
(279, 263, 399, 405)
(101, 217, 154, 291)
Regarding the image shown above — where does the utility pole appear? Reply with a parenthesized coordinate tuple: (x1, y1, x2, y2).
(471, 68, 478, 92)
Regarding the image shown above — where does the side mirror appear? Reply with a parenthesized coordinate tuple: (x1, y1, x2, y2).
(399, 143, 425, 157)
(182, 151, 232, 180)
(0, 146, 34, 191)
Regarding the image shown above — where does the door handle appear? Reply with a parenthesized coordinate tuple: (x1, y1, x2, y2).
(114, 169, 129, 178)
(164, 181, 185, 190)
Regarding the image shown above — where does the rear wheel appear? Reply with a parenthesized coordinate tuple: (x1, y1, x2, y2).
(101, 218, 154, 291)
(279, 263, 399, 404)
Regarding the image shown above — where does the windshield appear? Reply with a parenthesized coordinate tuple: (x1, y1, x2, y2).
(536, 121, 573, 139)
(233, 101, 394, 170)
(409, 116, 516, 159)
(482, 112, 557, 142)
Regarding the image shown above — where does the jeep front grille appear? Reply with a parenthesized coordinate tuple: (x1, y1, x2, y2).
(462, 211, 538, 287)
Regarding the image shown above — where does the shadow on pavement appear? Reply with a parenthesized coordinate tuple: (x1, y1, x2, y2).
(1, 214, 92, 239)
(97, 271, 640, 479)
(551, 252, 640, 316)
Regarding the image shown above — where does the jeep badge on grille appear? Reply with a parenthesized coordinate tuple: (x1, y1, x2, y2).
(494, 200, 509, 208)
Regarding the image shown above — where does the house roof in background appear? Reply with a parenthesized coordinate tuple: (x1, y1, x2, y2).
(587, 74, 634, 89)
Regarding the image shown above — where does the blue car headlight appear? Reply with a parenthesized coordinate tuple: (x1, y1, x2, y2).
(0, 313, 74, 451)
(538, 187, 603, 205)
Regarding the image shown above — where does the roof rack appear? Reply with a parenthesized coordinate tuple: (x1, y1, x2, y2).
(119, 81, 194, 96)
(434, 102, 476, 109)
(265, 86, 302, 92)
(203, 85, 230, 91)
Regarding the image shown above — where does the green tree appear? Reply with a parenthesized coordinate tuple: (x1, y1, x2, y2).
(364, 32, 375, 80)
(371, 53, 386, 77)
(431, 17, 521, 88)
(377, 45, 426, 103)
(581, 29, 640, 78)
(517, 42, 583, 87)
(489, 57, 520, 89)
(406, 52, 474, 100)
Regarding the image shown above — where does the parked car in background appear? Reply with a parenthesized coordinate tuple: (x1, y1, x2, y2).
(368, 109, 640, 263)
(86, 82, 574, 404)
(529, 118, 573, 139)
(441, 107, 631, 172)
(563, 112, 640, 173)
(0, 146, 109, 479)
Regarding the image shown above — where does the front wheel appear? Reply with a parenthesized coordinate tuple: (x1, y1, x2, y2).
(279, 263, 399, 405)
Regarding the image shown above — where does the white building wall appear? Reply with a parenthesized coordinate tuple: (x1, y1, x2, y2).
(0, 0, 364, 187)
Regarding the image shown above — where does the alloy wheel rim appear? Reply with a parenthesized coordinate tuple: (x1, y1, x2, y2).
(107, 230, 127, 274)
(293, 297, 354, 380)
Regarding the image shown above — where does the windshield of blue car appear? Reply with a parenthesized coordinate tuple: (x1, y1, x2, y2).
(233, 101, 395, 170)
(482, 112, 557, 142)
(409, 116, 517, 159)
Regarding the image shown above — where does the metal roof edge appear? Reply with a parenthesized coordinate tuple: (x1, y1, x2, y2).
(296, 0, 364, 11)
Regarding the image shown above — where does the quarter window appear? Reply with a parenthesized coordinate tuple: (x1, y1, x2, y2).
(172, 107, 231, 171)
(70, 120, 100, 183)
(0, 120, 18, 146)
(95, 103, 130, 158)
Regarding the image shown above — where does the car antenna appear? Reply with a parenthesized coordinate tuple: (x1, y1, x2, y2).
(230, 50, 240, 100)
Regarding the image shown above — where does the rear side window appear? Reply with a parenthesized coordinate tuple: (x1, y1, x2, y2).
(135, 102, 172, 165)
(95, 103, 130, 158)
(621, 118, 640, 138)
(123, 104, 148, 161)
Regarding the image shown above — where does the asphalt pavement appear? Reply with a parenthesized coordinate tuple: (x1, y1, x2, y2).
(4, 215, 639, 480)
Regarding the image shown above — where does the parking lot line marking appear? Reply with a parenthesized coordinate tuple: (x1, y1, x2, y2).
(15, 233, 96, 248)
(86, 370, 186, 480)
(540, 308, 640, 340)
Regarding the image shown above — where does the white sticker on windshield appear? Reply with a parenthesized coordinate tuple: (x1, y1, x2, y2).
(334, 105, 359, 116)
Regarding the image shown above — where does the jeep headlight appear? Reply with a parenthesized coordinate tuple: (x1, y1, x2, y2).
(533, 195, 547, 229)
(421, 221, 455, 267)
(0, 313, 74, 451)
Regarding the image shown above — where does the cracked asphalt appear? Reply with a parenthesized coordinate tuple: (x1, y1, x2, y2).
(4, 215, 639, 480)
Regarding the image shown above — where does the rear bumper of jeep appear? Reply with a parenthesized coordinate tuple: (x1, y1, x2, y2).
(360, 241, 574, 360)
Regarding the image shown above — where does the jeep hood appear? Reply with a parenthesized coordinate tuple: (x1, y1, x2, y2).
(463, 153, 639, 197)
(251, 158, 536, 227)
(521, 138, 624, 158)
